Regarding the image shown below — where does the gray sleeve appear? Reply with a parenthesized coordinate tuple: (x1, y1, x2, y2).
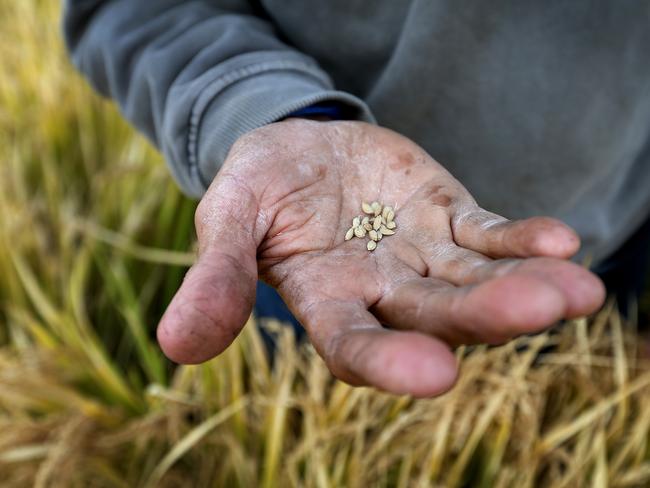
(63, 0, 375, 197)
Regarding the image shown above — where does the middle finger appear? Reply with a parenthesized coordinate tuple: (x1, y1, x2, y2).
(372, 273, 569, 347)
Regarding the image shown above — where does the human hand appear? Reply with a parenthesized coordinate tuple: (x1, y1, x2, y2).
(157, 119, 605, 397)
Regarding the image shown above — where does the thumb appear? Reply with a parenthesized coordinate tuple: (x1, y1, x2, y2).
(157, 175, 262, 364)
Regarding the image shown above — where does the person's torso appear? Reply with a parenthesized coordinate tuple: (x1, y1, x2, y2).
(263, 0, 650, 261)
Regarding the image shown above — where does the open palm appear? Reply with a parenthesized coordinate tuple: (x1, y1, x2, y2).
(158, 119, 604, 397)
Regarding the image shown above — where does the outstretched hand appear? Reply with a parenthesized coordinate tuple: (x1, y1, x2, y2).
(157, 119, 605, 397)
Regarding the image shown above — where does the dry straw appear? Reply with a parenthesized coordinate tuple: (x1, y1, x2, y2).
(1, 311, 650, 487)
(0, 1, 649, 486)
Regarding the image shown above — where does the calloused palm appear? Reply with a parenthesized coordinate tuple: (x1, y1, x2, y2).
(157, 119, 604, 397)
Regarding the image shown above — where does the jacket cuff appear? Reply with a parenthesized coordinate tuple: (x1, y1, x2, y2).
(177, 57, 375, 197)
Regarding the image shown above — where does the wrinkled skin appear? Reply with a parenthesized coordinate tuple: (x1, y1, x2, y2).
(157, 119, 605, 397)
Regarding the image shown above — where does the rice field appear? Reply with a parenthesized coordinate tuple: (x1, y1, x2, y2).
(0, 1, 649, 486)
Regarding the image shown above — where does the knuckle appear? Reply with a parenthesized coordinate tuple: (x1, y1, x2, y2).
(194, 198, 210, 237)
(229, 129, 259, 156)
(228, 125, 281, 161)
(322, 332, 352, 380)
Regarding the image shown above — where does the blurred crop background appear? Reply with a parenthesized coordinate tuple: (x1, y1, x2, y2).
(1, 1, 649, 487)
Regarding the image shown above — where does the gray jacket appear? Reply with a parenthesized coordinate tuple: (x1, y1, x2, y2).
(64, 1, 650, 263)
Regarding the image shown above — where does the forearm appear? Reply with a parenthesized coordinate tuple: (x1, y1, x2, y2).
(63, 0, 373, 197)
